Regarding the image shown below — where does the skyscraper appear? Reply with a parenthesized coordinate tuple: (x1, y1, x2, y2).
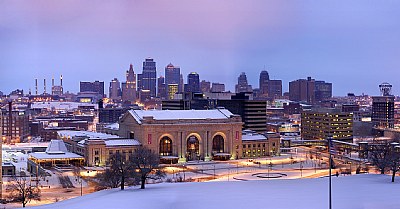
(268, 80, 282, 98)
(122, 64, 136, 103)
(289, 77, 315, 104)
(259, 70, 269, 97)
(235, 72, 252, 93)
(200, 80, 211, 93)
(157, 76, 166, 99)
(185, 72, 200, 93)
(315, 81, 332, 101)
(141, 58, 157, 97)
(109, 78, 121, 101)
(372, 83, 395, 128)
(165, 63, 180, 95)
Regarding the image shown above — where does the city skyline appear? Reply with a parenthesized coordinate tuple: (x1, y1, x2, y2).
(2, 0, 400, 96)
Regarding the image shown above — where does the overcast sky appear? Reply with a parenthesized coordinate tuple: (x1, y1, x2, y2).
(1, 0, 400, 96)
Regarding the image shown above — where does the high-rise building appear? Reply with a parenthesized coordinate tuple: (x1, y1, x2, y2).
(315, 81, 332, 102)
(185, 72, 200, 93)
(268, 80, 282, 98)
(122, 64, 137, 103)
(109, 78, 121, 101)
(141, 58, 157, 97)
(372, 83, 395, 129)
(211, 83, 225, 93)
(235, 72, 252, 93)
(157, 76, 166, 99)
(200, 80, 211, 93)
(168, 84, 179, 100)
(289, 77, 315, 104)
(137, 73, 143, 92)
(179, 74, 184, 92)
(259, 70, 269, 97)
(165, 63, 180, 95)
(80, 81, 105, 97)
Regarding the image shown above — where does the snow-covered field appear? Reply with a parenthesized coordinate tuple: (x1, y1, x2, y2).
(29, 174, 400, 209)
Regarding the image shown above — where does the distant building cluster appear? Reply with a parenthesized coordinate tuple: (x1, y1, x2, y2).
(2, 57, 400, 170)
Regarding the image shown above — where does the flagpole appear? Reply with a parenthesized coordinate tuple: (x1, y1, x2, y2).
(328, 135, 332, 209)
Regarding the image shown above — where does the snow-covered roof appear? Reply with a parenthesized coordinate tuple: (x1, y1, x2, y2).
(242, 133, 267, 141)
(29, 139, 84, 160)
(104, 123, 119, 130)
(105, 139, 141, 147)
(29, 152, 84, 160)
(129, 109, 234, 124)
(46, 140, 68, 154)
(58, 130, 120, 139)
(31, 102, 98, 110)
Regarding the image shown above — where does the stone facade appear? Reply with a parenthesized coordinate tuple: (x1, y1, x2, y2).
(118, 110, 243, 162)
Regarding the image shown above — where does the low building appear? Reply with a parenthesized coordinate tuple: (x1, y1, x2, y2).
(241, 130, 280, 158)
(28, 140, 85, 175)
(58, 130, 140, 166)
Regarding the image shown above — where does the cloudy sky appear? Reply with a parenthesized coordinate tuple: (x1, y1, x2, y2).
(1, 0, 400, 96)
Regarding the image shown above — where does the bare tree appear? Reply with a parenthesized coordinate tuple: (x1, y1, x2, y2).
(102, 152, 133, 190)
(369, 141, 400, 182)
(7, 172, 41, 208)
(388, 144, 400, 182)
(369, 142, 392, 174)
(130, 146, 165, 189)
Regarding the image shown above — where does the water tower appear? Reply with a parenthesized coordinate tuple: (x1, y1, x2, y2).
(379, 82, 392, 96)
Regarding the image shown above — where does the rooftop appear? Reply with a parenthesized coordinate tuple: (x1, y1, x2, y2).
(129, 109, 235, 124)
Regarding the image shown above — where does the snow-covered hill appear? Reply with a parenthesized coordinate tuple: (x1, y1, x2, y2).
(29, 174, 400, 209)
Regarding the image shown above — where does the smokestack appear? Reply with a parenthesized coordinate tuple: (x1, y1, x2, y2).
(8, 101, 12, 143)
(44, 79, 46, 94)
(52, 77, 55, 87)
(35, 78, 38, 95)
(60, 75, 63, 87)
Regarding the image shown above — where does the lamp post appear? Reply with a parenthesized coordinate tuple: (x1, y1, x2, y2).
(183, 164, 186, 182)
(213, 164, 216, 180)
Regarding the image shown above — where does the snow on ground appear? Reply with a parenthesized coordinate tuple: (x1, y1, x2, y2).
(28, 174, 400, 209)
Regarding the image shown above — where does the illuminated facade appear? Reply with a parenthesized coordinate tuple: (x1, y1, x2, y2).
(301, 108, 353, 143)
(122, 64, 137, 103)
(118, 109, 243, 163)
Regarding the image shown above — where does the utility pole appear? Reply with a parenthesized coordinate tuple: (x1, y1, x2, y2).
(328, 135, 333, 209)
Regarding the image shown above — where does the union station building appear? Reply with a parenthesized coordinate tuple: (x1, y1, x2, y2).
(117, 109, 243, 163)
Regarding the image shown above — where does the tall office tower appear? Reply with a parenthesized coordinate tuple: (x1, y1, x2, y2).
(289, 77, 315, 104)
(80, 80, 105, 97)
(109, 78, 121, 101)
(372, 83, 395, 128)
(141, 58, 157, 97)
(259, 70, 270, 97)
(157, 76, 167, 99)
(200, 80, 211, 93)
(235, 72, 252, 93)
(137, 73, 143, 92)
(315, 81, 332, 102)
(165, 63, 181, 95)
(211, 83, 225, 92)
(185, 72, 200, 93)
(168, 84, 179, 100)
(122, 64, 137, 103)
(179, 74, 184, 92)
(268, 79, 282, 98)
